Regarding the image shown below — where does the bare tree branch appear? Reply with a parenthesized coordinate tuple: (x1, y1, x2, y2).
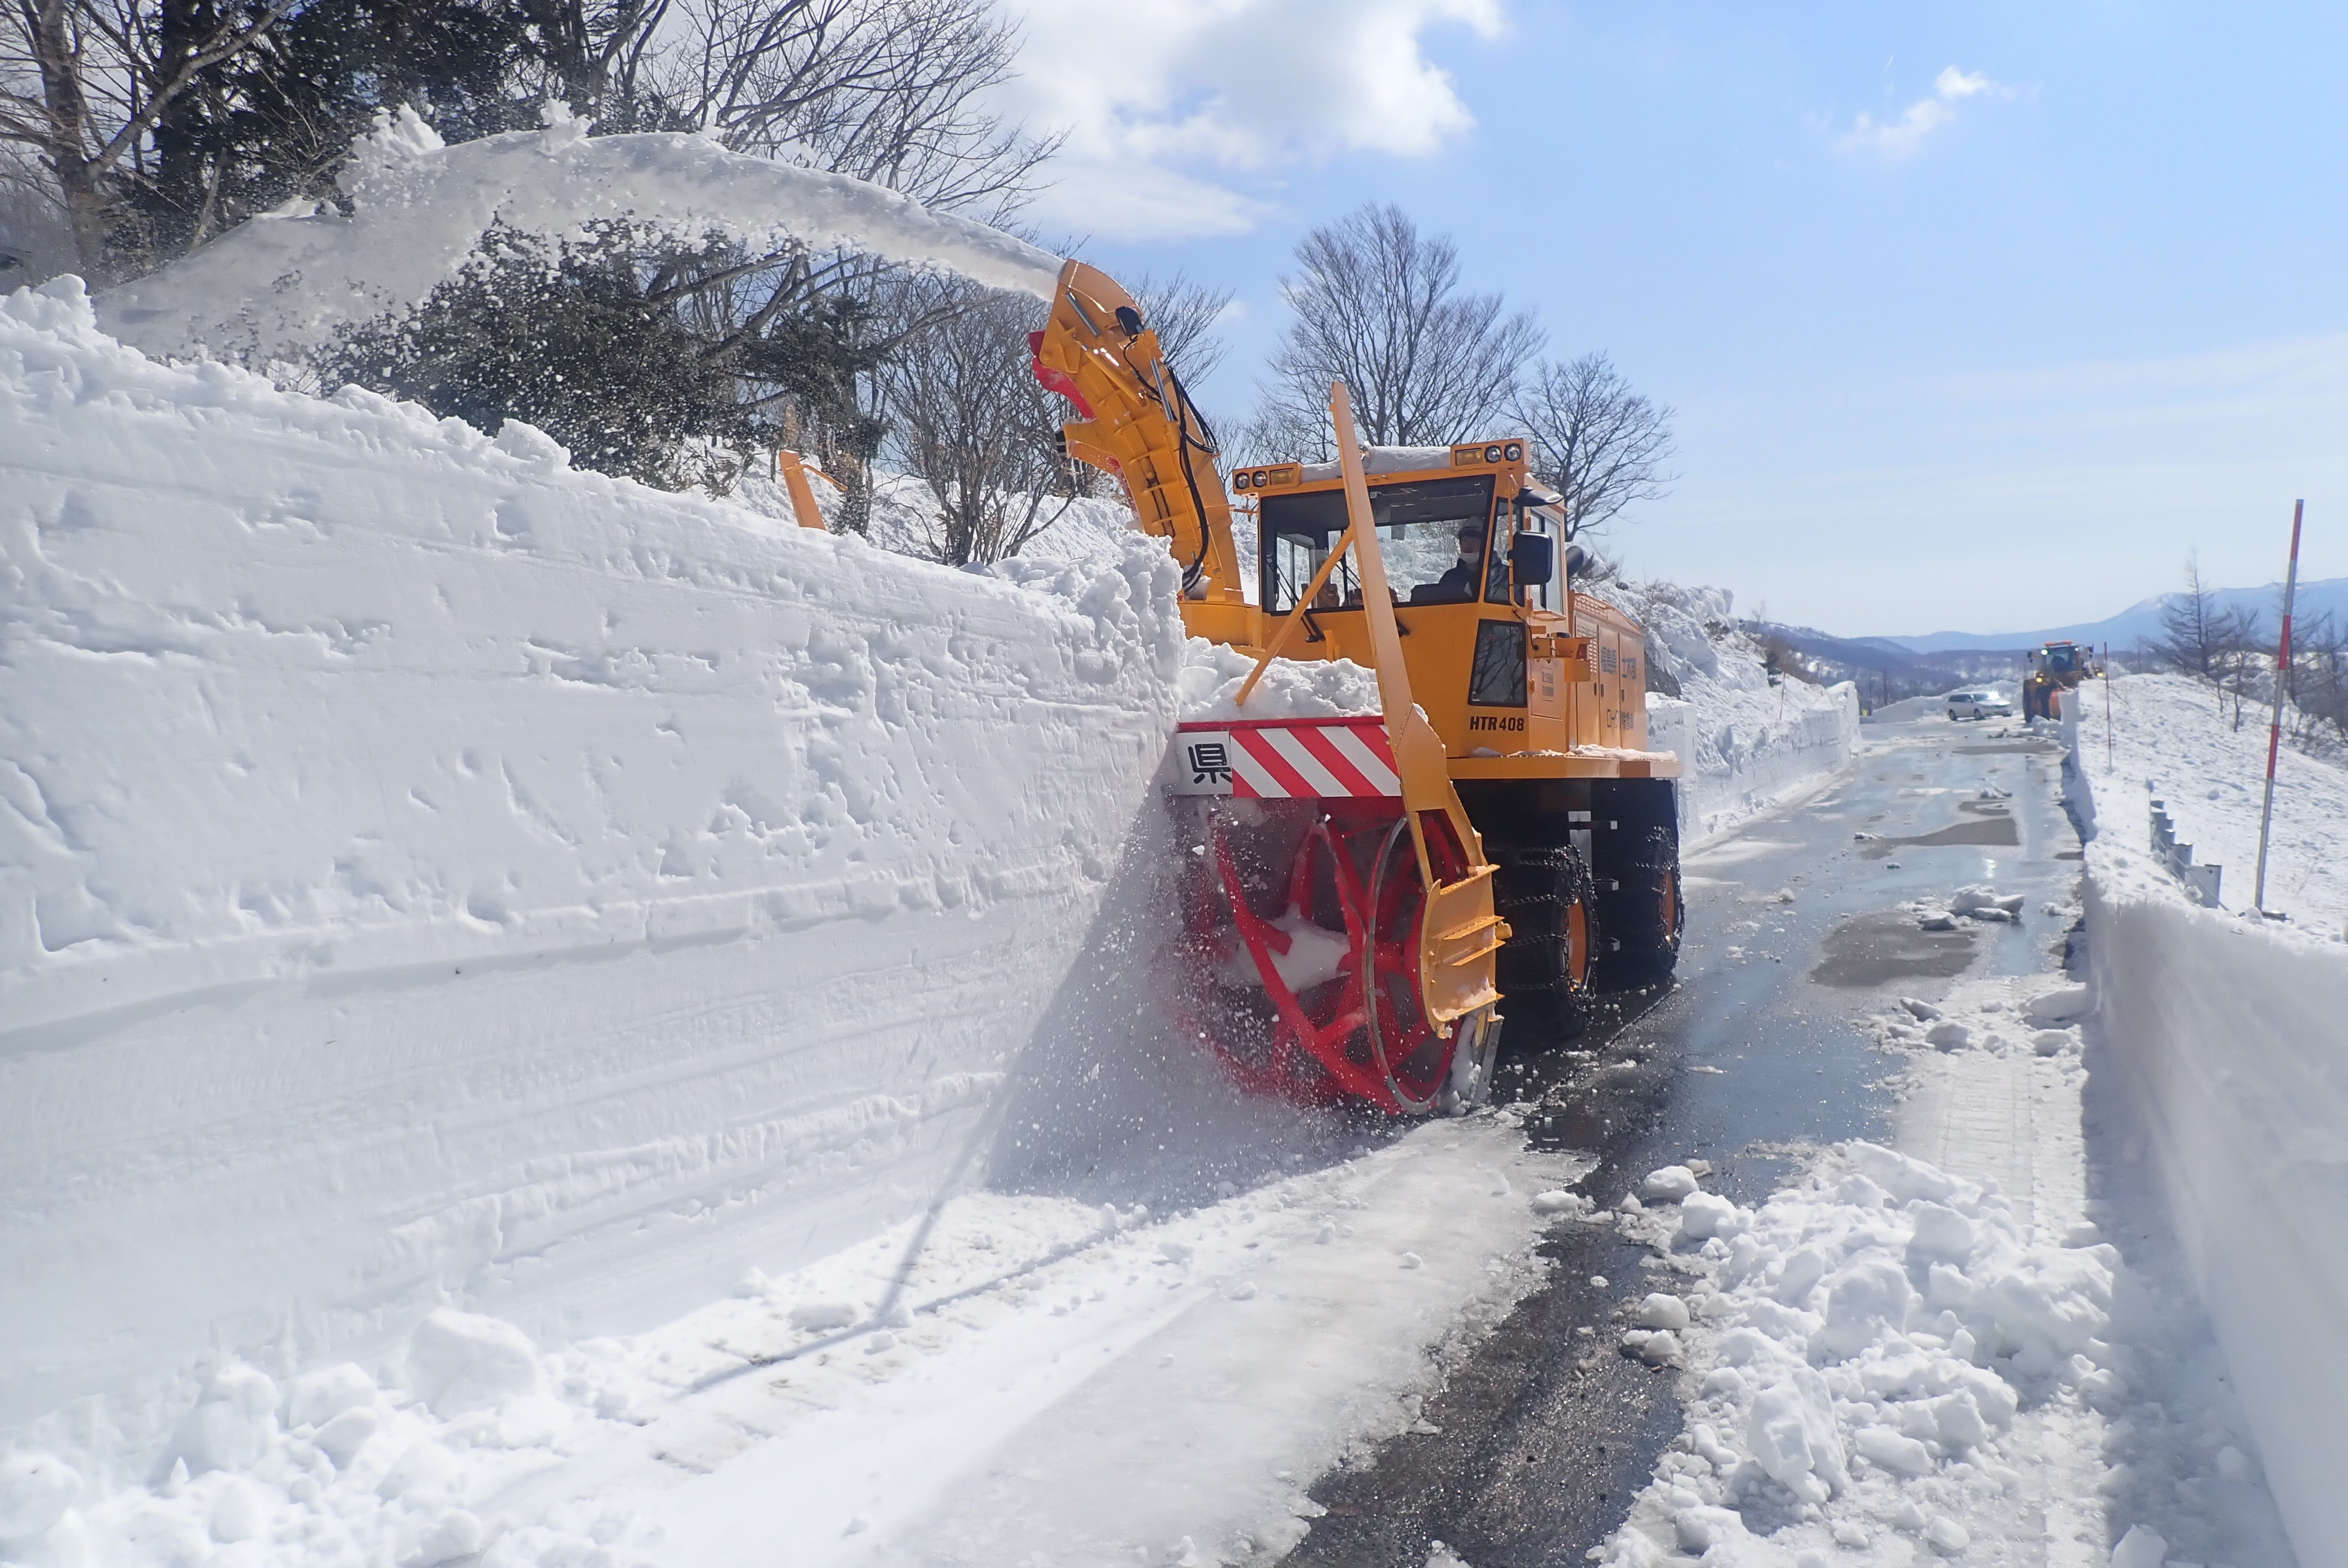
(1511, 351, 1678, 542)
(1250, 202, 1540, 459)
(878, 272, 1075, 565)
(1128, 268, 1233, 387)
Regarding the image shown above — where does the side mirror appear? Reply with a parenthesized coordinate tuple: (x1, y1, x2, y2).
(1562, 542, 1588, 579)
(1509, 532, 1556, 587)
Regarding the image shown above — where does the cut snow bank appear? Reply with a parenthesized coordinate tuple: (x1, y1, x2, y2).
(0, 277, 1182, 1432)
(1600, 579, 1860, 844)
(97, 107, 1062, 367)
(2067, 675, 2348, 1568)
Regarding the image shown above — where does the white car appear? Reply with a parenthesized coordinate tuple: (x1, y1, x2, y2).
(1946, 690, 2013, 721)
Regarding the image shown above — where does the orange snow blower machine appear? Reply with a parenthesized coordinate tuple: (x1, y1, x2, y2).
(2021, 639, 2093, 722)
(1028, 262, 1684, 1115)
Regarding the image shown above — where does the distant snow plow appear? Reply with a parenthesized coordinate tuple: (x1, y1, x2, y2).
(2022, 639, 2093, 722)
(1034, 261, 1685, 1113)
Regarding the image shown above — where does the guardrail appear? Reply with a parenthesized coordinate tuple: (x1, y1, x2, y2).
(2149, 799, 2224, 906)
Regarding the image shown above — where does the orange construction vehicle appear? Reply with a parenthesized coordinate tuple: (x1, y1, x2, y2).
(2022, 640, 2092, 722)
(1024, 262, 1685, 1114)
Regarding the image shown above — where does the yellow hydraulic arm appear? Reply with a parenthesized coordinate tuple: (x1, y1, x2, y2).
(1031, 261, 1250, 621)
(1327, 384, 1504, 1028)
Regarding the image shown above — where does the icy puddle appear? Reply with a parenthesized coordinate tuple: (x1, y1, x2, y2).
(9, 1118, 1581, 1566)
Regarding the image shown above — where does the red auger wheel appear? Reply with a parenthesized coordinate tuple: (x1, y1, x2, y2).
(1165, 800, 1461, 1115)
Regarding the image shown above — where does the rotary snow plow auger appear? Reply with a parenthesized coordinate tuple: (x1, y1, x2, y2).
(1032, 260, 1685, 1115)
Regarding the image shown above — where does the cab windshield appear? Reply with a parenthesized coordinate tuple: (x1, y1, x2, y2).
(1260, 476, 1497, 613)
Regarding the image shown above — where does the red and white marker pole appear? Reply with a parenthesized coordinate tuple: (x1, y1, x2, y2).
(2253, 499, 2306, 914)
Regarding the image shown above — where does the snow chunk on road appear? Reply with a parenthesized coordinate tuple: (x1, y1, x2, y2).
(1597, 1141, 2131, 1566)
(406, 1310, 541, 1416)
(2026, 985, 2091, 1024)
(1635, 1292, 1691, 1330)
(1641, 1165, 1701, 1202)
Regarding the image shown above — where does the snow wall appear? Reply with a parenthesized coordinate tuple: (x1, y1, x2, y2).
(1604, 577, 1860, 846)
(1647, 684, 1860, 846)
(0, 278, 1188, 1437)
(2066, 711, 2348, 1568)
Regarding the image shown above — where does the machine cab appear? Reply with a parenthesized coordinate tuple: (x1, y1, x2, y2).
(1230, 441, 1646, 759)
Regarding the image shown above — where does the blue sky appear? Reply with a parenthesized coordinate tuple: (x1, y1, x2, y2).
(995, 2, 2346, 637)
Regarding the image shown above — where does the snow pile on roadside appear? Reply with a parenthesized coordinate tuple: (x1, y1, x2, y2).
(1176, 640, 1382, 722)
(1597, 577, 1860, 844)
(96, 106, 1061, 367)
(2064, 692, 2348, 1568)
(1597, 1137, 2127, 1567)
(1600, 962, 2300, 1568)
(0, 276, 1192, 1439)
(2068, 673, 2348, 928)
(0, 1116, 1578, 1568)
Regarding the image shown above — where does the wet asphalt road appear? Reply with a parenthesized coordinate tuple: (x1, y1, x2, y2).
(1279, 717, 2085, 1567)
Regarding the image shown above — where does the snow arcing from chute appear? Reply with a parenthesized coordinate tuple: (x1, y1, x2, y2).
(95, 106, 1064, 368)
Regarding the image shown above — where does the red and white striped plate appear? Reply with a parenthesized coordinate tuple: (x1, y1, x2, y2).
(1169, 717, 1400, 800)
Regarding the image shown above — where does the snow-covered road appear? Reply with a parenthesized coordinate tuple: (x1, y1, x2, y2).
(1281, 718, 2300, 1568)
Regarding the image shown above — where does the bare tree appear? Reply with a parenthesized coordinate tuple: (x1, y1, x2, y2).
(2153, 553, 2263, 726)
(879, 275, 1074, 565)
(0, 0, 296, 280)
(0, 140, 73, 277)
(2291, 611, 2348, 753)
(658, 0, 1051, 219)
(1127, 269, 1233, 385)
(2155, 555, 2253, 680)
(1512, 352, 1676, 541)
(1251, 202, 1539, 460)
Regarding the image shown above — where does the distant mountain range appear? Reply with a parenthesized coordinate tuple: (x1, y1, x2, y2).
(1862, 577, 2348, 655)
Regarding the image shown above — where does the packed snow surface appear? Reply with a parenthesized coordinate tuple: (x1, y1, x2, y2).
(0, 1112, 1578, 1568)
(97, 107, 1063, 367)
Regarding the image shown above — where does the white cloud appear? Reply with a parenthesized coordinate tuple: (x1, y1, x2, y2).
(994, 0, 1508, 239)
(1836, 65, 2007, 160)
(1932, 66, 1993, 100)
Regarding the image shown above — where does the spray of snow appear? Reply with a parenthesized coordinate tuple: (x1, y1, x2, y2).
(96, 107, 1064, 367)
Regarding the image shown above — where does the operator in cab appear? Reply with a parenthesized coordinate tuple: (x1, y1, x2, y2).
(1424, 519, 1486, 602)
